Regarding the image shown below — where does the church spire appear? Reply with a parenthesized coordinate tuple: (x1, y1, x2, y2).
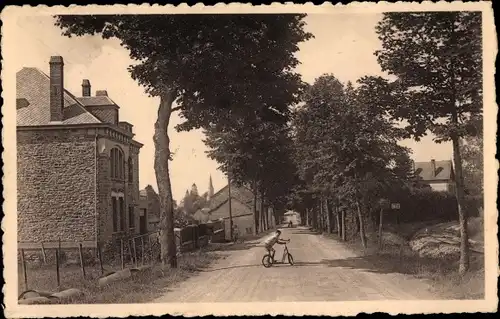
(208, 174, 214, 202)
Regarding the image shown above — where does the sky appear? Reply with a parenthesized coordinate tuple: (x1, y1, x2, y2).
(12, 14, 453, 202)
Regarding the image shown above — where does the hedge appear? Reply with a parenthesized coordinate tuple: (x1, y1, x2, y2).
(381, 189, 483, 224)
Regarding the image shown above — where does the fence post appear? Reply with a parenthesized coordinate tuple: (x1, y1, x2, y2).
(132, 238, 138, 268)
(58, 237, 61, 256)
(141, 236, 145, 266)
(97, 242, 104, 275)
(41, 242, 47, 264)
(55, 249, 61, 290)
(127, 239, 133, 265)
(148, 235, 154, 264)
(78, 243, 86, 279)
(20, 249, 28, 291)
(120, 239, 125, 270)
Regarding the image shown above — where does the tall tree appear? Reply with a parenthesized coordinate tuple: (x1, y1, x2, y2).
(55, 14, 311, 267)
(374, 12, 482, 274)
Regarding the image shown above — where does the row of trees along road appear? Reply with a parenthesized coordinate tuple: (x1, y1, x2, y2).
(55, 14, 313, 268)
(291, 11, 482, 276)
(55, 12, 481, 275)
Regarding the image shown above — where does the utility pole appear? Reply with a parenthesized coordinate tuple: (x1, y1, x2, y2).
(228, 173, 233, 241)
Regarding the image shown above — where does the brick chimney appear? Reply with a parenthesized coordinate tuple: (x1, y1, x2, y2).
(431, 159, 436, 177)
(49, 56, 64, 122)
(82, 79, 91, 97)
(96, 90, 108, 96)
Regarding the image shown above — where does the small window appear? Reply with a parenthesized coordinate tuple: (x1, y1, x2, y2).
(129, 206, 135, 229)
(110, 148, 125, 180)
(112, 197, 118, 232)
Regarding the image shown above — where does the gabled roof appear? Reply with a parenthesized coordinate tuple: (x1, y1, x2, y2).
(16, 67, 101, 126)
(208, 195, 252, 217)
(209, 182, 255, 209)
(76, 96, 119, 107)
(414, 160, 454, 181)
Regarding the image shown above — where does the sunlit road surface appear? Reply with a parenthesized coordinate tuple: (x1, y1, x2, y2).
(153, 227, 438, 302)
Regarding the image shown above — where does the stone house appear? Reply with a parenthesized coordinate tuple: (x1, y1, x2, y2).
(414, 159, 455, 192)
(139, 185, 161, 232)
(17, 56, 143, 252)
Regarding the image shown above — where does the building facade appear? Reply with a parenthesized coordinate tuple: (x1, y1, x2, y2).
(17, 56, 143, 251)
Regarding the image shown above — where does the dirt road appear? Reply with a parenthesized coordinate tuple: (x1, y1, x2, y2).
(153, 227, 438, 302)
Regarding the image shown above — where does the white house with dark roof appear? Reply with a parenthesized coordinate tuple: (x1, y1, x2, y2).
(413, 159, 455, 192)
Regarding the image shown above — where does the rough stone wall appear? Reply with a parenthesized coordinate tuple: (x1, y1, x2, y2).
(96, 151, 112, 246)
(128, 148, 140, 233)
(17, 129, 97, 243)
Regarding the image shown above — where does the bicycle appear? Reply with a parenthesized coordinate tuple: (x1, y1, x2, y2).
(261, 242, 294, 268)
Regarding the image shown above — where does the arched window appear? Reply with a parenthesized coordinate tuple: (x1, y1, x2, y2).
(128, 157, 133, 182)
(110, 147, 125, 180)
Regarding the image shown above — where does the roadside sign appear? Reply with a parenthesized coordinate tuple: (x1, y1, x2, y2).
(391, 203, 401, 210)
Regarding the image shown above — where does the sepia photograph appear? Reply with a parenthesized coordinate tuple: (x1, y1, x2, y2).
(1, 1, 497, 317)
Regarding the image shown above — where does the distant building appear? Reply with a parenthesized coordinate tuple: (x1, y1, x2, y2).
(139, 185, 161, 233)
(283, 211, 301, 225)
(17, 56, 143, 251)
(414, 159, 455, 192)
(193, 207, 211, 224)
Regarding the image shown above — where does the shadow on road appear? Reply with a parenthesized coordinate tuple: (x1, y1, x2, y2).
(209, 242, 259, 252)
(289, 229, 320, 235)
(201, 264, 262, 272)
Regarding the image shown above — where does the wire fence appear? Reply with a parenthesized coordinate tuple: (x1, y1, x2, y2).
(17, 221, 224, 293)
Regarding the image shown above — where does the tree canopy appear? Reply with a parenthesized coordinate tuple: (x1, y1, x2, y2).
(55, 13, 313, 267)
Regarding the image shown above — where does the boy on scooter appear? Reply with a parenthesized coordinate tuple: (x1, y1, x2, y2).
(263, 229, 290, 262)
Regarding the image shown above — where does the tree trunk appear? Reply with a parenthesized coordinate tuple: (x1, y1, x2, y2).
(341, 209, 346, 241)
(305, 208, 309, 227)
(253, 180, 258, 235)
(452, 134, 470, 274)
(378, 208, 384, 251)
(325, 198, 332, 234)
(153, 91, 177, 268)
(228, 175, 233, 241)
(318, 198, 323, 232)
(448, 15, 470, 275)
(336, 211, 341, 237)
(355, 198, 367, 249)
(311, 206, 317, 230)
(260, 192, 266, 231)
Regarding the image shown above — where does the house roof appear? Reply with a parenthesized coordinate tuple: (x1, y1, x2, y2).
(139, 189, 148, 197)
(209, 182, 254, 210)
(76, 96, 119, 107)
(414, 160, 454, 181)
(208, 196, 252, 217)
(16, 67, 102, 126)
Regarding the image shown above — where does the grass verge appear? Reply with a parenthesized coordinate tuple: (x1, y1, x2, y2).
(322, 232, 485, 300)
(18, 248, 221, 304)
